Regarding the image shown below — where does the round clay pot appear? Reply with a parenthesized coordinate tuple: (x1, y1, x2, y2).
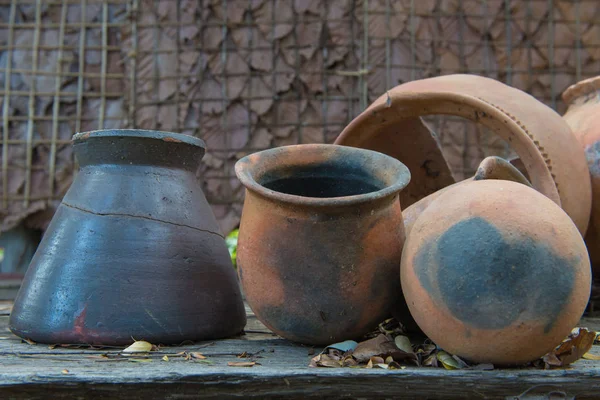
(9, 129, 247, 345)
(562, 76, 600, 276)
(235, 144, 411, 345)
(335, 74, 592, 236)
(401, 179, 591, 365)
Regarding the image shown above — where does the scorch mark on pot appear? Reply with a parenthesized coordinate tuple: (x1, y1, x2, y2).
(585, 142, 600, 176)
(414, 217, 576, 333)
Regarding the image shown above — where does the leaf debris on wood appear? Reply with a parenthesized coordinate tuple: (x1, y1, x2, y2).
(309, 317, 598, 370)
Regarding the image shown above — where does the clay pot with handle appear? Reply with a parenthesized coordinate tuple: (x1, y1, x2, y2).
(562, 76, 600, 277)
(335, 74, 592, 237)
(403, 156, 532, 237)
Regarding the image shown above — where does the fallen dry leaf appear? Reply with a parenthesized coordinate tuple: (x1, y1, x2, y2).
(394, 336, 414, 354)
(23, 338, 36, 345)
(128, 358, 152, 363)
(353, 334, 417, 363)
(162, 355, 169, 362)
(352, 334, 399, 362)
(228, 361, 257, 367)
(191, 352, 207, 360)
(543, 328, 597, 368)
(437, 351, 462, 370)
(582, 352, 600, 361)
(123, 341, 154, 353)
(61, 369, 69, 374)
(309, 353, 343, 368)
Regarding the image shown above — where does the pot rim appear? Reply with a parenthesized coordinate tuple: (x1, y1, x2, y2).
(562, 76, 600, 105)
(235, 144, 411, 207)
(72, 129, 206, 148)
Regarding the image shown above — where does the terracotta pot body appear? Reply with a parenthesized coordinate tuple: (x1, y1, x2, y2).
(562, 77, 600, 276)
(335, 74, 592, 236)
(9, 130, 246, 345)
(403, 156, 532, 237)
(401, 180, 591, 365)
(235, 144, 411, 345)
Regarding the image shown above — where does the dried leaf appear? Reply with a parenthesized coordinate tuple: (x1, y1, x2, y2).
(48, 345, 57, 350)
(128, 358, 152, 363)
(228, 361, 257, 367)
(369, 356, 385, 365)
(543, 328, 597, 367)
(437, 351, 462, 370)
(123, 341, 154, 353)
(324, 340, 358, 353)
(23, 338, 36, 345)
(394, 336, 413, 354)
(388, 361, 405, 370)
(61, 369, 69, 374)
(309, 354, 343, 368)
(162, 355, 169, 362)
(191, 352, 207, 359)
(582, 352, 600, 361)
(353, 334, 418, 364)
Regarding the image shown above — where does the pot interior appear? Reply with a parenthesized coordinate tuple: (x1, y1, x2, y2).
(236, 144, 411, 206)
(261, 165, 384, 198)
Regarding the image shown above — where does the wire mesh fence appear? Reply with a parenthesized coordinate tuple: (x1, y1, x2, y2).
(1, 0, 600, 234)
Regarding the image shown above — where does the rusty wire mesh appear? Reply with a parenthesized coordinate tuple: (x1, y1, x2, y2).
(1, 0, 600, 235)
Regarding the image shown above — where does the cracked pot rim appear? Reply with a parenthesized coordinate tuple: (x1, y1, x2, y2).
(72, 129, 206, 148)
(235, 144, 411, 208)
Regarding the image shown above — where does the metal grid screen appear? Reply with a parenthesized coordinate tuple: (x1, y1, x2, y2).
(1, 0, 600, 235)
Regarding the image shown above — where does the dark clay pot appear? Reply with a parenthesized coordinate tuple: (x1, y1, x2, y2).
(401, 179, 591, 365)
(9, 129, 246, 345)
(235, 144, 411, 345)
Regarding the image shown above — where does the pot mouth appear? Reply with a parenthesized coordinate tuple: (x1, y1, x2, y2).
(235, 144, 411, 207)
(562, 76, 600, 105)
(72, 129, 206, 149)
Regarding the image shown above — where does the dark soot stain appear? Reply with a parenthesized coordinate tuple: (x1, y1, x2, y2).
(415, 217, 576, 333)
(263, 176, 381, 198)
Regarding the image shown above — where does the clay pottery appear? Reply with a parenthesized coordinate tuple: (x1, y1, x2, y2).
(562, 76, 600, 276)
(335, 74, 592, 236)
(401, 179, 591, 365)
(235, 144, 411, 345)
(9, 129, 246, 345)
(404, 155, 532, 237)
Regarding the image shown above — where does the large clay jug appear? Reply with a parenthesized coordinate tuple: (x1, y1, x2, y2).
(9, 129, 247, 345)
(335, 74, 592, 236)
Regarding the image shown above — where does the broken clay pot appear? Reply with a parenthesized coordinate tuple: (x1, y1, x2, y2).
(403, 156, 532, 237)
(401, 179, 591, 365)
(235, 144, 411, 345)
(562, 76, 600, 277)
(9, 129, 246, 345)
(335, 74, 592, 236)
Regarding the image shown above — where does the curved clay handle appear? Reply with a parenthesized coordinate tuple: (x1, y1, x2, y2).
(402, 156, 533, 237)
(336, 74, 591, 235)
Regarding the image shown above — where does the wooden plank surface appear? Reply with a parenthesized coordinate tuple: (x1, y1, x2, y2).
(2, 303, 600, 399)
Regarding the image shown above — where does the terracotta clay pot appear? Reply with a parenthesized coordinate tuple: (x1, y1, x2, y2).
(404, 156, 532, 237)
(335, 74, 592, 236)
(401, 179, 591, 365)
(235, 144, 411, 345)
(562, 76, 600, 276)
(9, 129, 246, 345)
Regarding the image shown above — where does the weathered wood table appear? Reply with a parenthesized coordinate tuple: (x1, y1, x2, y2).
(1, 300, 600, 399)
